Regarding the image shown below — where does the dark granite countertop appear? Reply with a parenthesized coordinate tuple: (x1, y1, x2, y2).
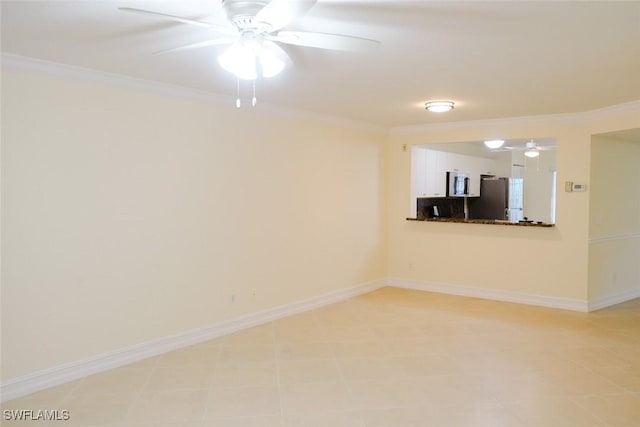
(407, 217, 555, 227)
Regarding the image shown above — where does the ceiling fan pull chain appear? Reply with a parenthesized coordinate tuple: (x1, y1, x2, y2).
(252, 79, 257, 107)
(235, 76, 241, 108)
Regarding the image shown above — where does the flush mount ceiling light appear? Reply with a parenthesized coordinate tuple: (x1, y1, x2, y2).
(484, 139, 505, 149)
(425, 101, 455, 113)
(524, 149, 540, 158)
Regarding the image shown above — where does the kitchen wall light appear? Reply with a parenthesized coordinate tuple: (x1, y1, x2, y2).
(484, 139, 504, 149)
(425, 101, 454, 112)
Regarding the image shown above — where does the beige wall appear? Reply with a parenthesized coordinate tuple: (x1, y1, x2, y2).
(387, 122, 592, 300)
(1, 70, 387, 381)
(588, 133, 640, 300)
(387, 109, 639, 303)
(2, 63, 639, 386)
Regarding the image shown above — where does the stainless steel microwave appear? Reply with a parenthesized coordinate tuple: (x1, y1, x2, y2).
(447, 171, 470, 197)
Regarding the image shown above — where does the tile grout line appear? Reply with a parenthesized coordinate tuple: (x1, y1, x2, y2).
(120, 354, 160, 426)
(320, 307, 367, 427)
(201, 341, 223, 425)
(57, 373, 86, 410)
(271, 321, 286, 427)
(567, 395, 617, 427)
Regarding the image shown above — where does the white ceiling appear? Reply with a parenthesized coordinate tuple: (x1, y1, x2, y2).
(2, 0, 639, 127)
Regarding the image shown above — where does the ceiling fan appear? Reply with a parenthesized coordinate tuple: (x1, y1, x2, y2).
(489, 140, 555, 158)
(120, 0, 380, 106)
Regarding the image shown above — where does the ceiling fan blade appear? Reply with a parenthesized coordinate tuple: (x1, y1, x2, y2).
(271, 31, 380, 52)
(253, 0, 318, 32)
(119, 7, 236, 35)
(154, 38, 237, 55)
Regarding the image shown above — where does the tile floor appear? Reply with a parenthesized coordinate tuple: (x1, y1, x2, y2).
(2, 287, 640, 426)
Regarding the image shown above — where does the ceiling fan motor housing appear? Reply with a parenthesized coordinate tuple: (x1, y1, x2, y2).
(222, 0, 271, 30)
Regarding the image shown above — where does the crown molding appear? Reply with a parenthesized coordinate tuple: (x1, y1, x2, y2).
(582, 99, 640, 119)
(389, 112, 584, 135)
(589, 231, 640, 244)
(1, 52, 230, 106)
(2, 53, 637, 135)
(388, 100, 640, 135)
(0, 53, 385, 133)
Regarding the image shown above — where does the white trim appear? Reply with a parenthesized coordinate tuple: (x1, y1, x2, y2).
(588, 287, 640, 311)
(389, 112, 585, 135)
(387, 277, 588, 312)
(0, 278, 385, 402)
(388, 100, 640, 135)
(581, 100, 640, 120)
(3, 53, 638, 134)
(0, 53, 384, 133)
(1, 53, 232, 106)
(589, 232, 640, 244)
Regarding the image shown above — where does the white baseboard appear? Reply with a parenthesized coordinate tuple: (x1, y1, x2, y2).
(0, 278, 386, 402)
(588, 287, 640, 311)
(387, 277, 589, 312)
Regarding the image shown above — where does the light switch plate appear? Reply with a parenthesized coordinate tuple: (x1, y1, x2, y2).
(565, 181, 587, 192)
(565, 181, 574, 192)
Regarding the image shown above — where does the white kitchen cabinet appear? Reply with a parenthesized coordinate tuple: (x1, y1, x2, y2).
(436, 152, 495, 197)
(412, 148, 496, 199)
(411, 146, 428, 197)
(423, 149, 448, 197)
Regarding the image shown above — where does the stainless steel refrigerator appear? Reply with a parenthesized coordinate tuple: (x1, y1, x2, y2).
(469, 176, 524, 222)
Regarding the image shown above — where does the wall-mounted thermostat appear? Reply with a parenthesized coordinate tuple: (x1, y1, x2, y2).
(565, 181, 587, 192)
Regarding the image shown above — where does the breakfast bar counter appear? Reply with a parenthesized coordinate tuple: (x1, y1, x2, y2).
(406, 217, 554, 227)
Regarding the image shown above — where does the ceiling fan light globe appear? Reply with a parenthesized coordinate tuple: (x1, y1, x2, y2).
(256, 40, 288, 78)
(524, 149, 540, 158)
(218, 42, 257, 80)
(259, 53, 285, 78)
